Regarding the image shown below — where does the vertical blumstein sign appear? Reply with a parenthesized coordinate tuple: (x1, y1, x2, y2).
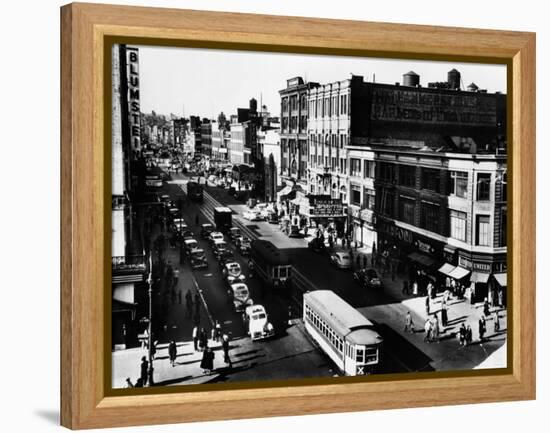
(126, 46, 141, 151)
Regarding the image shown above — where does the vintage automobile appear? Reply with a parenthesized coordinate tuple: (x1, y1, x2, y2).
(208, 231, 225, 245)
(222, 261, 242, 278)
(330, 251, 352, 270)
(243, 305, 275, 341)
(243, 209, 263, 221)
(183, 238, 199, 256)
(228, 283, 254, 313)
(200, 223, 214, 238)
(212, 239, 229, 259)
(353, 268, 383, 290)
(225, 273, 246, 288)
(235, 237, 251, 255)
(228, 227, 242, 243)
(172, 218, 187, 232)
(189, 248, 208, 269)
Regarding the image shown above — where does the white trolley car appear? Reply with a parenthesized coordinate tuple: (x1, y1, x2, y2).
(303, 290, 383, 376)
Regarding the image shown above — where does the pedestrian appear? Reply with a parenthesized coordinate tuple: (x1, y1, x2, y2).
(493, 311, 500, 333)
(425, 296, 430, 315)
(134, 378, 144, 388)
(402, 280, 409, 296)
(412, 280, 418, 296)
(199, 327, 208, 351)
(427, 281, 434, 299)
(404, 311, 414, 333)
(222, 334, 232, 368)
(466, 324, 473, 345)
(168, 340, 177, 367)
(192, 326, 199, 351)
(140, 356, 148, 386)
(423, 318, 432, 343)
(478, 317, 486, 342)
(125, 377, 134, 388)
(441, 304, 448, 327)
(483, 297, 490, 317)
(459, 323, 467, 346)
(200, 347, 215, 374)
(431, 314, 440, 342)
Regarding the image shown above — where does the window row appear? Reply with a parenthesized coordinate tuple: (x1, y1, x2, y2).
(304, 305, 344, 354)
(309, 93, 350, 118)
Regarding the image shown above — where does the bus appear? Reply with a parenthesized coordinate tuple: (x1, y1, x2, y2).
(250, 240, 291, 289)
(303, 290, 383, 376)
(186, 181, 203, 202)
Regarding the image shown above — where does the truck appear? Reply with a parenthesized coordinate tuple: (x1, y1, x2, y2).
(186, 181, 203, 202)
(213, 206, 232, 233)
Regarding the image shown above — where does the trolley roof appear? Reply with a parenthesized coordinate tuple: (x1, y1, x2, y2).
(304, 290, 382, 346)
(251, 240, 291, 266)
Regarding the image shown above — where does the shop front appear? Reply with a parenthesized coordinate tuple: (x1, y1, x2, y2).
(299, 195, 346, 236)
(375, 217, 444, 284)
(350, 206, 377, 249)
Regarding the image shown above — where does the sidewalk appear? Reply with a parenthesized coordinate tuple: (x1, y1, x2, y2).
(357, 255, 508, 371)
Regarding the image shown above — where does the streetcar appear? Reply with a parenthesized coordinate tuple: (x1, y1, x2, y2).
(250, 239, 291, 289)
(303, 290, 383, 376)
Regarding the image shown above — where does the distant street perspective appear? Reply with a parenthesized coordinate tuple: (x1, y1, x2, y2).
(111, 44, 508, 389)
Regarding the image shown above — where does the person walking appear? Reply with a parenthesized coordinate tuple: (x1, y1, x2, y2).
(483, 297, 490, 317)
(214, 321, 222, 343)
(423, 318, 432, 343)
(478, 317, 486, 342)
(466, 324, 473, 345)
(459, 323, 467, 346)
(431, 314, 440, 342)
(200, 347, 215, 374)
(404, 311, 414, 333)
(412, 280, 418, 296)
(425, 296, 430, 315)
(168, 340, 177, 367)
(140, 356, 149, 386)
(199, 327, 208, 351)
(441, 303, 448, 327)
(493, 310, 500, 333)
(222, 334, 232, 368)
(192, 326, 199, 351)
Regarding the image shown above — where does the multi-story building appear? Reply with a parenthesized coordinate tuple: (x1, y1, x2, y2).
(279, 77, 319, 190)
(200, 119, 212, 157)
(111, 44, 147, 350)
(370, 146, 507, 306)
(228, 121, 253, 166)
(259, 126, 281, 202)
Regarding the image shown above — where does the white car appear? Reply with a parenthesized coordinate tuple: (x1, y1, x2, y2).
(229, 283, 253, 312)
(330, 251, 352, 270)
(243, 209, 262, 221)
(208, 231, 224, 244)
(223, 261, 242, 278)
(244, 305, 275, 341)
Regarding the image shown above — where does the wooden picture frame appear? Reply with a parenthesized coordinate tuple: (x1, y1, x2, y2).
(60, 2, 536, 429)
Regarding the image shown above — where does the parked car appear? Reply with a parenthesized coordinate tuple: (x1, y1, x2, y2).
(200, 223, 214, 238)
(330, 251, 352, 270)
(353, 268, 383, 290)
(228, 227, 242, 243)
(208, 231, 224, 245)
(172, 218, 187, 232)
(222, 261, 242, 278)
(189, 248, 208, 269)
(243, 305, 275, 341)
(228, 283, 254, 312)
(243, 209, 262, 221)
(183, 239, 199, 256)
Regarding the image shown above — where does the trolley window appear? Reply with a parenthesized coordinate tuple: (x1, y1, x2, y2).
(356, 347, 365, 363)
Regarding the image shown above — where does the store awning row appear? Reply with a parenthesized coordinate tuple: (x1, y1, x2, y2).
(437, 263, 470, 280)
(470, 271, 490, 284)
(438, 263, 456, 277)
(407, 252, 436, 268)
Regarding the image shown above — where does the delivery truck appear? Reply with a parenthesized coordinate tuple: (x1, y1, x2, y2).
(214, 206, 232, 232)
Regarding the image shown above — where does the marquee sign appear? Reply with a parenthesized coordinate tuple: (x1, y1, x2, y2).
(307, 196, 345, 218)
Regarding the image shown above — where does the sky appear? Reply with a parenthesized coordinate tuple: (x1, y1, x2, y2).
(136, 45, 507, 120)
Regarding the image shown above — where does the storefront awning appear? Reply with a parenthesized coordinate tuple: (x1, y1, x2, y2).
(438, 263, 456, 277)
(470, 271, 490, 284)
(407, 252, 435, 268)
(493, 273, 507, 287)
(449, 266, 470, 280)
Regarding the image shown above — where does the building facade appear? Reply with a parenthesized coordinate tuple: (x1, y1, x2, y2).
(200, 120, 212, 157)
(279, 77, 319, 190)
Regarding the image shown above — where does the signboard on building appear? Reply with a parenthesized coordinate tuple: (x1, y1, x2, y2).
(126, 46, 141, 151)
(307, 195, 345, 218)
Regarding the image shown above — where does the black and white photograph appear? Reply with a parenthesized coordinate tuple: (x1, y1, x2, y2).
(111, 44, 508, 389)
